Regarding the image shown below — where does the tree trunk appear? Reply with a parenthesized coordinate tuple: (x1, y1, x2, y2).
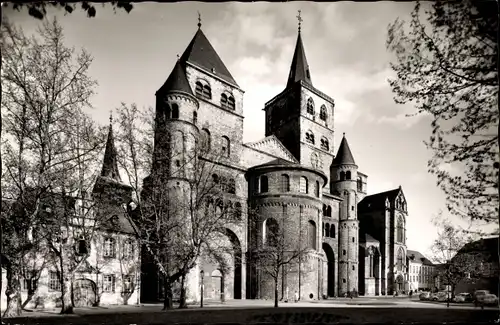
(3, 265, 22, 317)
(178, 273, 188, 309)
(22, 289, 36, 309)
(162, 276, 173, 310)
(60, 275, 74, 314)
(274, 277, 279, 308)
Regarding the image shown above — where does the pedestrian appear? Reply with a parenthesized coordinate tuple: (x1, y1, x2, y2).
(409, 290, 413, 299)
(294, 291, 299, 303)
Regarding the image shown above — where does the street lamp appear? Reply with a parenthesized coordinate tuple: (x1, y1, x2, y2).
(200, 270, 204, 308)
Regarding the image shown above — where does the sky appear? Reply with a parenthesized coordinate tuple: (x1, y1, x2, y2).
(3, 2, 474, 256)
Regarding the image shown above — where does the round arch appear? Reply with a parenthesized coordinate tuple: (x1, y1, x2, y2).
(322, 243, 335, 297)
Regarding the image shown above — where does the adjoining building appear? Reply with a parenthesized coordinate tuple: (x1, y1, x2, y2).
(407, 250, 436, 292)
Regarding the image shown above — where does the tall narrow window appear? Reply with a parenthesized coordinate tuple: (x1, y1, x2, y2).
(299, 176, 308, 194)
(201, 129, 211, 151)
(192, 111, 197, 124)
(281, 174, 290, 192)
(260, 175, 269, 193)
(221, 136, 230, 157)
(202, 84, 212, 99)
(330, 224, 335, 238)
(221, 94, 228, 107)
(171, 104, 179, 119)
(165, 104, 172, 120)
(307, 220, 317, 250)
(306, 97, 315, 115)
(103, 274, 116, 292)
(326, 206, 332, 217)
(315, 180, 320, 197)
(357, 177, 363, 192)
(325, 223, 330, 237)
(195, 82, 203, 97)
(340, 171, 345, 181)
(397, 248, 405, 271)
(265, 218, 279, 246)
(49, 271, 60, 291)
(319, 105, 327, 121)
(346, 171, 351, 180)
(103, 237, 115, 258)
(228, 96, 235, 110)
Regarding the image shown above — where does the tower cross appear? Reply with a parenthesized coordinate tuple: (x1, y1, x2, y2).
(197, 11, 202, 28)
(297, 10, 303, 32)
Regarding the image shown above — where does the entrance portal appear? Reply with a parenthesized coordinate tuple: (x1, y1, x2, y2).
(322, 243, 335, 297)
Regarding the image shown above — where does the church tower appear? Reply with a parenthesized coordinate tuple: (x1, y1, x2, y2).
(264, 12, 336, 190)
(330, 134, 359, 296)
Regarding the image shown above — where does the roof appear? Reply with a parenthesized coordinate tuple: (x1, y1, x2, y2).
(456, 237, 499, 262)
(360, 233, 379, 244)
(100, 123, 122, 182)
(98, 212, 138, 235)
(157, 60, 194, 96)
(180, 28, 238, 87)
(358, 187, 401, 211)
(258, 158, 296, 167)
(286, 32, 313, 89)
(407, 250, 434, 266)
(331, 134, 356, 166)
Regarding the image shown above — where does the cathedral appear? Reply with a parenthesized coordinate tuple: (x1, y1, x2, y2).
(132, 17, 410, 303)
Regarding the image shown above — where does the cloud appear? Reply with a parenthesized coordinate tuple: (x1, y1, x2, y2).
(377, 112, 426, 129)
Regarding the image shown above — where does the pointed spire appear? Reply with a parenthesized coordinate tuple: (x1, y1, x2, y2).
(286, 12, 312, 89)
(332, 133, 356, 166)
(101, 116, 122, 182)
(156, 59, 194, 96)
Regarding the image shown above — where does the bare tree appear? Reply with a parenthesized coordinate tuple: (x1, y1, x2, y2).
(430, 214, 485, 307)
(1, 18, 98, 317)
(248, 207, 310, 308)
(114, 104, 241, 310)
(387, 1, 499, 226)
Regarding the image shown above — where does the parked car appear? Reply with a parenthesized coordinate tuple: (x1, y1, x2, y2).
(419, 292, 431, 301)
(473, 290, 490, 302)
(476, 294, 498, 306)
(432, 291, 451, 302)
(453, 293, 472, 303)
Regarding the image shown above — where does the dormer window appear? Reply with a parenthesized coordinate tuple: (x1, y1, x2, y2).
(305, 130, 315, 144)
(320, 105, 327, 121)
(320, 138, 329, 151)
(306, 98, 315, 115)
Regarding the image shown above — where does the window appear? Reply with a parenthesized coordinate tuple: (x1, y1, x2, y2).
(171, 104, 179, 119)
(234, 202, 242, 220)
(201, 128, 211, 151)
(123, 239, 134, 260)
(326, 205, 332, 217)
(343, 249, 346, 256)
(221, 136, 230, 157)
(325, 223, 330, 237)
(306, 98, 314, 115)
(195, 81, 203, 97)
(265, 218, 279, 247)
(212, 174, 219, 185)
(203, 84, 212, 99)
(123, 276, 133, 293)
(22, 272, 38, 292)
(228, 96, 235, 110)
(307, 220, 316, 250)
(228, 178, 236, 194)
(397, 217, 404, 243)
(320, 105, 327, 121)
(281, 174, 290, 192)
(357, 177, 363, 192)
(221, 94, 236, 110)
(165, 104, 171, 120)
(346, 171, 351, 180)
(352, 237, 355, 243)
(103, 237, 115, 258)
(352, 265, 355, 271)
(340, 171, 345, 181)
(315, 181, 320, 197)
(103, 274, 115, 293)
(76, 236, 89, 255)
(260, 175, 269, 193)
(397, 248, 405, 271)
(221, 93, 228, 107)
(193, 111, 197, 124)
(330, 224, 335, 238)
(305, 131, 315, 144)
(49, 271, 60, 291)
(254, 177, 260, 193)
(320, 138, 329, 151)
(299, 176, 308, 194)
(343, 278, 346, 283)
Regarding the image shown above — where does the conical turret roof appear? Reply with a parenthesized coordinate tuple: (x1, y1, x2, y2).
(332, 133, 356, 166)
(156, 59, 194, 96)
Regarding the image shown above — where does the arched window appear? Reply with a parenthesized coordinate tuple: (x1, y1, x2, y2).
(327, 206, 332, 217)
(319, 105, 327, 121)
(306, 97, 314, 115)
(397, 248, 405, 271)
(221, 93, 228, 107)
(165, 104, 172, 120)
(221, 136, 230, 157)
(171, 104, 179, 119)
(202, 84, 212, 99)
(357, 177, 363, 192)
(397, 216, 404, 243)
(281, 174, 290, 192)
(307, 220, 316, 250)
(228, 96, 235, 110)
(329, 224, 335, 238)
(323, 204, 327, 217)
(305, 130, 315, 144)
(315, 180, 320, 197)
(320, 138, 329, 151)
(299, 176, 308, 194)
(260, 175, 268, 193)
(228, 178, 236, 194)
(234, 202, 242, 220)
(265, 218, 279, 246)
(340, 171, 345, 181)
(346, 171, 351, 180)
(201, 128, 211, 151)
(325, 223, 330, 237)
(195, 82, 203, 97)
(192, 111, 197, 124)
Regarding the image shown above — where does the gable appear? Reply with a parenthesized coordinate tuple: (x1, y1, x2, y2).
(244, 135, 298, 163)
